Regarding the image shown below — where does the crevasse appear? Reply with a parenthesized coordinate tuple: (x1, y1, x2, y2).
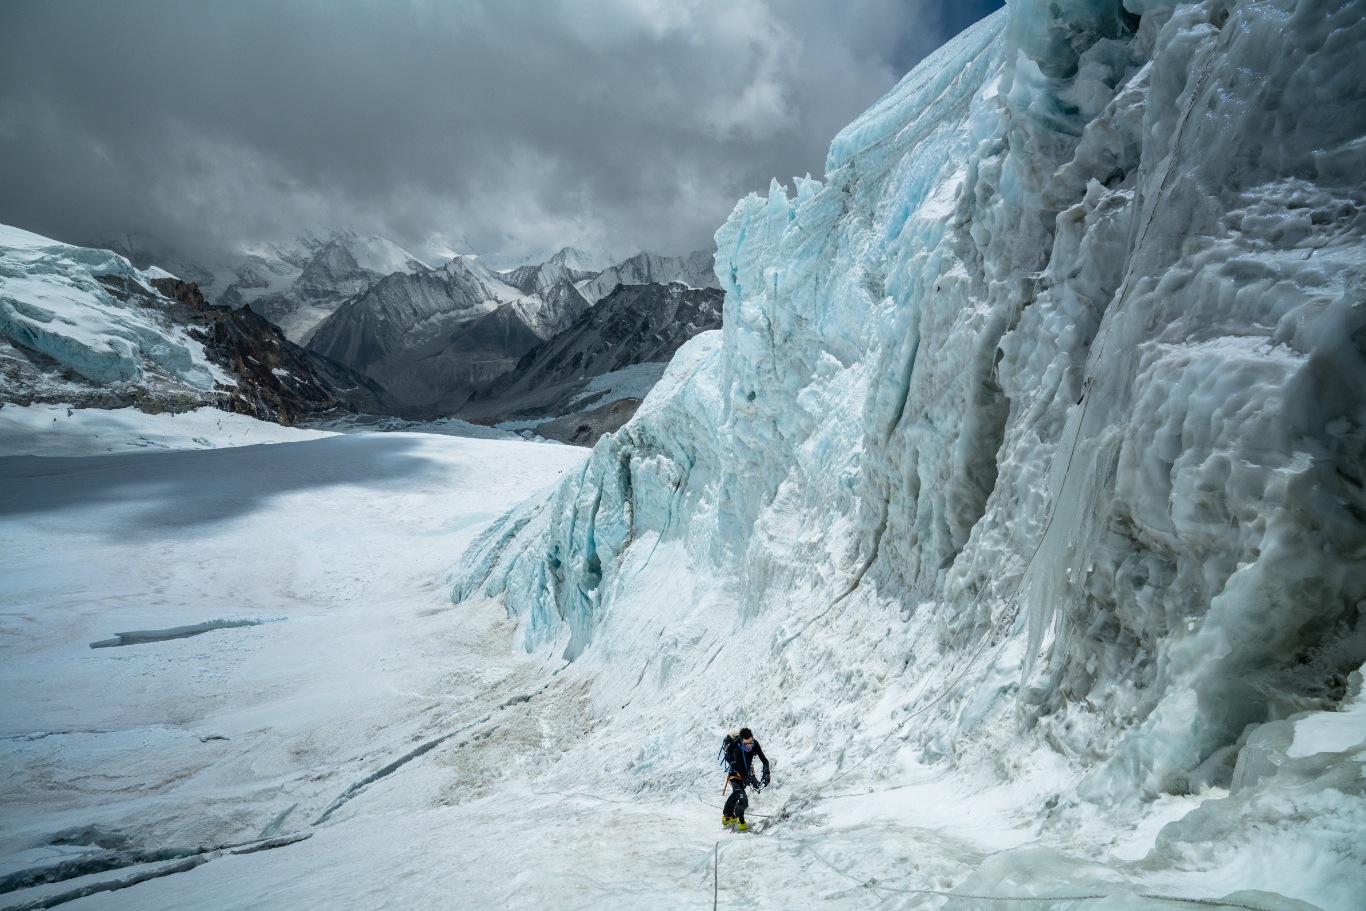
(455, 0, 1366, 865)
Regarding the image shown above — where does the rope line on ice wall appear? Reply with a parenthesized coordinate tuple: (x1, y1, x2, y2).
(752, 620, 1008, 833)
(1013, 10, 1225, 659)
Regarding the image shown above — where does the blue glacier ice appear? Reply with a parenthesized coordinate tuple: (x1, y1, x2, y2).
(456, 1, 1366, 905)
(0, 224, 224, 393)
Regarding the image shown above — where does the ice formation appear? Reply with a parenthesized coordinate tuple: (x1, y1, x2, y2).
(458, 0, 1366, 902)
(0, 225, 225, 391)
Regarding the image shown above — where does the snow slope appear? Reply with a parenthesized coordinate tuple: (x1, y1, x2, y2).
(455, 1, 1366, 907)
(0, 403, 333, 456)
(0, 413, 590, 909)
(481, 246, 618, 274)
(500, 247, 600, 297)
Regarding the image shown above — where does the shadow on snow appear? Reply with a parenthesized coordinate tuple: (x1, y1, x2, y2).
(0, 435, 446, 538)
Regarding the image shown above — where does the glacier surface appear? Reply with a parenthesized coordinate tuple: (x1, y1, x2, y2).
(457, 0, 1366, 905)
(0, 224, 229, 396)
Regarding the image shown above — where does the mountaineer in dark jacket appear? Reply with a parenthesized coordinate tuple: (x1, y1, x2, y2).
(721, 727, 770, 831)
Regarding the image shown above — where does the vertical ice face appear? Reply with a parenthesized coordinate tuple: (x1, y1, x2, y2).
(456, 0, 1366, 804)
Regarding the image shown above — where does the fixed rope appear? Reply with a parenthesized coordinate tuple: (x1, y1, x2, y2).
(712, 842, 719, 911)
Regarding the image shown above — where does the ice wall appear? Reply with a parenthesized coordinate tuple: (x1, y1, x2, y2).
(0, 225, 222, 390)
(456, 0, 1366, 818)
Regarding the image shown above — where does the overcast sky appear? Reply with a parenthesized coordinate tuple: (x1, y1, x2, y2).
(0, 0, 1003, 268)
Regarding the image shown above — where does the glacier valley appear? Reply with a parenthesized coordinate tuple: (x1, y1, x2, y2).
(1, 0, 1364, 908)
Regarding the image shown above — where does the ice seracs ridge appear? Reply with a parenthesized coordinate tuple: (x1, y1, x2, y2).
(455, 0, 1366, 871)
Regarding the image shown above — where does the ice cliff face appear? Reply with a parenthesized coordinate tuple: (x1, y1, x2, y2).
(0, 225, 227, 399)
(457, 0, 1366, 831)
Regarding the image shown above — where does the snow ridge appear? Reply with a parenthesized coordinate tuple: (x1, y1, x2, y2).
(578, 249, 720, 302)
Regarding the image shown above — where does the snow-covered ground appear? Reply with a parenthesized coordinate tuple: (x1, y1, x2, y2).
(3, 404, 1356, 910)
(568, 361, 669, 410)
(306, 411, 519, 442)
(0, 409, 592, 908)
(0, 404, 333, 457)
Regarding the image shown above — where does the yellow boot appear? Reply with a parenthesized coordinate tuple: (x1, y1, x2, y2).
(736, 820, 748, 832)
(722, 816, 735, 826)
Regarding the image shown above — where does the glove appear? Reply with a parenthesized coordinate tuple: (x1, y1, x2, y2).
(747, 775, 761, 790)
(761, 769, 770, 787)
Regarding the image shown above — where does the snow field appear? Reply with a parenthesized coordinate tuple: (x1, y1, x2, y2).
(0, 403, 334, 456)
(0, 417, 589, 907)
(0, 404, 1312, 910)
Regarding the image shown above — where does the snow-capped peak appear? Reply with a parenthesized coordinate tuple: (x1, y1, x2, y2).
(344, 234, 431, 276)
(439, 255, 524, 302)
(545, 246, 613, 273)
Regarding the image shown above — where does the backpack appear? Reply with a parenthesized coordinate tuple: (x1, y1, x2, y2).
(717, 731, 741, 771)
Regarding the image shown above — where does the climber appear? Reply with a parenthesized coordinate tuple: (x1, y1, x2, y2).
(721, 727, 770, 831)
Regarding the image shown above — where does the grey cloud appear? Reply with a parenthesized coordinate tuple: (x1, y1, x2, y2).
(0, 0, 1003, 267)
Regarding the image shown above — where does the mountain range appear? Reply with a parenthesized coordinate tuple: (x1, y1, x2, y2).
(15, 227, 725, 437)
(459, 281, 723, 443)
(0, 225, 395, 423)
(222, 233, 432, 343)
(299, 242, 721, 419)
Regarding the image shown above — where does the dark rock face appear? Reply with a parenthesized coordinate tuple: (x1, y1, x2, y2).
(153, 277, 396, 423)
(528, 397, 643, 446)
(149, 276, 208, 310)
(307, 263, 505, 375)
(307, 262, 591, 412)
(462, 281, 724, 427)
(1, 272, 392, 423)
(294, 241, 370, 298)
(365, 302, 547, 414)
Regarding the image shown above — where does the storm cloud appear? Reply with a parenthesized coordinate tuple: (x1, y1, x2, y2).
(0, 0, 1002, 267)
